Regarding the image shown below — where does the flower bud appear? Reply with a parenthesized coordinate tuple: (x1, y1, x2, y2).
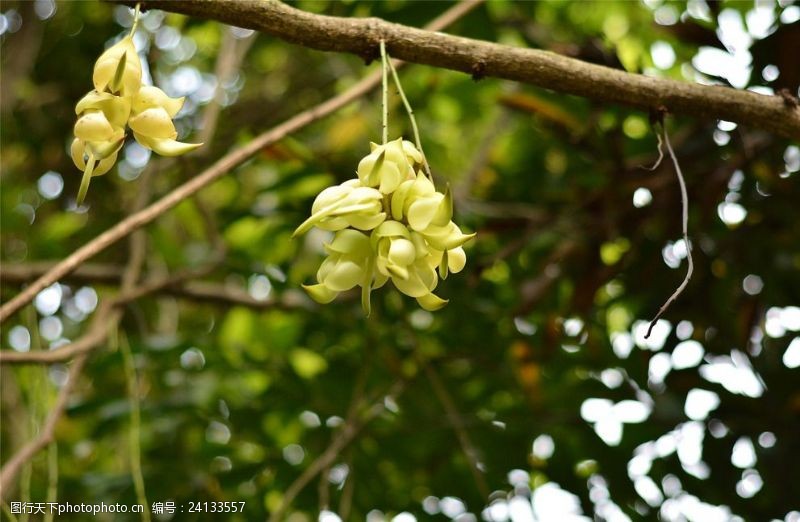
(76, 91, 132, 128)
(390, 171, 451, 231)
(303, 229, 381, 314)
(129, 89, 201, 155)
(132, 86, 185, 118)
(357, 138, 422, 194)
(93, 36, 142, 96)
(129, 107, 178, 139)
(74, 111, 116, 142)
(293, 180, 385, 237)
(371, 220, 417, 281)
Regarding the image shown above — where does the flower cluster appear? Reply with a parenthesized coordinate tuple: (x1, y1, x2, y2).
(293, 138, 474, 313)
(72, 29, 201, 204)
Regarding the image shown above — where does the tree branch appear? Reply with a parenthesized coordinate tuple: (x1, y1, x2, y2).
(0, 262, 298, 312)
(0, 0, 483, 325)
(116, 0, 800, 139)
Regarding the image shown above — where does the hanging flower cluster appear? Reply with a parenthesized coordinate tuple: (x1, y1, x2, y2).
(293, 138, 474, 314)
(72, 8, 201, 204)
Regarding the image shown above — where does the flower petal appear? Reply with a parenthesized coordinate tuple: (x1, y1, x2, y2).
(93, 36, 141, 95)
(388, 238, 415, 267)
(303, 283, 338, 304)
(407, 193, 444, 231)
(133, 85, 185, 117)
(390, 179, 414, 221)
(447, 246, 467, 273)
(71, 138, 86, 170)
(92, 151, 119, 177)
(134, 133, 203, 157)
(346, 212, 386, 231)
(323, 260, 364, 291)
(128, 107, 177, 139)
(326, 229, 371, 256)
(391, 271, 429, 297)
(417, 292, 448, 311)
(74, 111, 115, 141)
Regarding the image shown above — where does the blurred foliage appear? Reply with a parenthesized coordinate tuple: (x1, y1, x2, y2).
(1, 1, 799, 521)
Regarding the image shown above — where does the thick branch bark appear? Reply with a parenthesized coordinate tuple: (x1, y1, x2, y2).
(119, 0, 800, 139)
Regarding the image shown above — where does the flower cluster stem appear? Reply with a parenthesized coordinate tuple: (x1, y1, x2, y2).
(129, 3, 141, 37)
(385, 51, 432, 177)
(380, 40, 389, 145)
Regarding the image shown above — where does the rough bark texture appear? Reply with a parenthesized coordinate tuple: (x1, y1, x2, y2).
(118, 0, 800, 139)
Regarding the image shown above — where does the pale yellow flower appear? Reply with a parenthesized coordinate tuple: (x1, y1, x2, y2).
(72, 12, 203, 204)
(357, 138, 423, 194)
(295, 136, 473, 313)
(128, 86, 202, 156)
(303, 229, 383, 314)
(292, 180, 385, 237)
(371, 220, 418, 281)
(72, 91, 130, 203)
(93, 35, 142, 96)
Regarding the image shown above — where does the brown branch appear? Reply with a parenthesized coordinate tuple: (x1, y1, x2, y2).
(197, 25, 256, 148)
(0, 262, 282, 310)
(114, 0, 800, 139)
(0, 0, 483, 325)
(1, 262, 122, 285)
(0, 306, 113, 365)
(0, 261, 219, 365)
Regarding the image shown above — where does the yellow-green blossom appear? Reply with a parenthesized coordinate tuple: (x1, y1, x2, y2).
(72, 16, 203, 204)
(371, 220, 418, 281)
(128, 86, 202, 156)
(72, 91, 130, 203)
(370, 220, 449, 311)
(93, 35, 142, 97)
(303, 229, 383, 312)
(292, 180, 385, 237)
(357, 138, 423, 194)
(294, 136, 474, 313)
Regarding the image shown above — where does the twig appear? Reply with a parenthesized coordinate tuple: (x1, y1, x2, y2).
(0, 306, 113, 365)
(645, 123, 693, 338)
(1, 502, 19, 522)
(0, 263, 222, 365)
(1, 262, 287, 311)
(0, 0, 483, 325)
(641, 128, 665, 171)
(337, 453, 354, 520)
(424, 365, 490, 499)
